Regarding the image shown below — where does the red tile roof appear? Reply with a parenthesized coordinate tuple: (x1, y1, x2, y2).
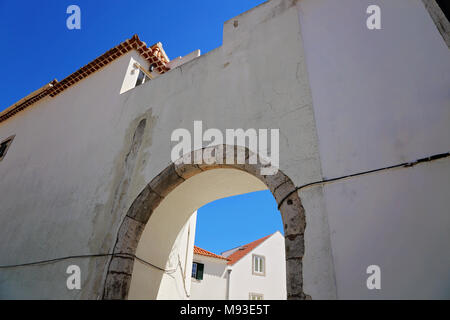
(0, 34, 169, 124)
(224, 234, 273, 265)
(194, 246, 229, 261)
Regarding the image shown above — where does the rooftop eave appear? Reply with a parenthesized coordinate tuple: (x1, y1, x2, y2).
(0, 34, 169, 125)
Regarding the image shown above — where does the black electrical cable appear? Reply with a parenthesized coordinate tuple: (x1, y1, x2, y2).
(0, 252, 176, 273)
(278, 151, 450, 209)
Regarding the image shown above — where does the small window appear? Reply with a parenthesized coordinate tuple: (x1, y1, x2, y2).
(252, 255, 265, 276)
(135, 70, 150, 87)
(249, 293, 264, 300)
(192, 262, 204, 280)
(0, 136, 14, 162)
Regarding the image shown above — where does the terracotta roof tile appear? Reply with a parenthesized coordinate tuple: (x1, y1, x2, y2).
(224, 234, 273, 265)
(194, 246, 229, 261)
(0, 34, 169, 124)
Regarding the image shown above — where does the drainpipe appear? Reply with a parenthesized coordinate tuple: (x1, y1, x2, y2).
(226, 269, 232, 300)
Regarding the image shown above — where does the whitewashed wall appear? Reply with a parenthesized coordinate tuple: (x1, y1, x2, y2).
(228, 232, 287, 300)
(190, 255, 228, 300)
(151, 212, 196, 300)
(297, 0, 450, 299)
(0, 50, 152, 299)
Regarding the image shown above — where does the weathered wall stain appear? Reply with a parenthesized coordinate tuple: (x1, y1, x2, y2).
(86, 114, 152, 298)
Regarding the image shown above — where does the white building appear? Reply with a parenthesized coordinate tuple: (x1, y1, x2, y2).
(0, 0, 449, 299)
(189, 246, 229, 300)
(190, 232, 287, 300)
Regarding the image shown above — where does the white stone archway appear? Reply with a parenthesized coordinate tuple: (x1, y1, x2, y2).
(102, 146, 307, 300)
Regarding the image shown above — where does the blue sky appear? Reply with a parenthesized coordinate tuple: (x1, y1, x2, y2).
(0, 0, 281, 254)
(195, 190, 284, 255)
(0, 0, 265, 110)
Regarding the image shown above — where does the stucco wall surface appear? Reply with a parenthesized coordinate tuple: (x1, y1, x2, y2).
(228, 232, 287, 300)
(0, 0, 448, 300)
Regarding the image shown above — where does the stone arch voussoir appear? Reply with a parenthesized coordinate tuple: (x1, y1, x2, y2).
(102, 144, 306, 300)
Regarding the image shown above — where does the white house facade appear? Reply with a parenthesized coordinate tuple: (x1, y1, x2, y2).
(190, 232, 287, 300)
(190, 246, 229, 300)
